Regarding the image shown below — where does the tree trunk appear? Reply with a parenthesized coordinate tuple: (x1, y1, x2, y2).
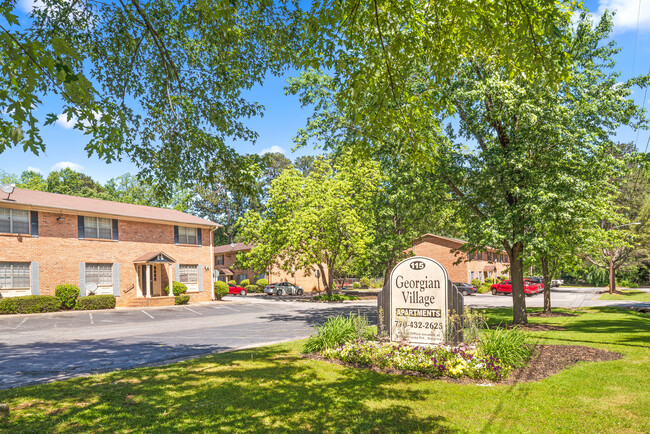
(326, 266, 335, 297)
(507, 241, 528, 325)
(541, 256, 551, 314)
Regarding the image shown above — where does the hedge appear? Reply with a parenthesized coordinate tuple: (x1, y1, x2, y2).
(55, 284, 80, 309)
(256, 278, 269, 288)
(214, 281, 229, 300)
(359, 277, 371, 289)
(245, 284, 260, 293)
(74, 295, 116, 310)
(0, 295, 61, 314)
(165, 281, 188, 296)
(175, 295, 190, 305)
(239, 279, 250, 287)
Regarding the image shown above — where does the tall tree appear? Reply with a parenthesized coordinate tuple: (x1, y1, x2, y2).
(46, 168, 112, 199)
(239, 155, 380, 295)
(1, 0, 300, 191)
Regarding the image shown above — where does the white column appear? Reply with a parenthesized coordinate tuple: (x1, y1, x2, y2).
(146, 264, 152, 298)
(168, 264, 174, 296)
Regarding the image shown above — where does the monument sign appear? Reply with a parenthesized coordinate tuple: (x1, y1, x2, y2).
(380, 256, 464, 345)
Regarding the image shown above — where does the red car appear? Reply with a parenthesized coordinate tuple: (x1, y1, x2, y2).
(491, 279, 539, 296)
(228, 283, 247, 296)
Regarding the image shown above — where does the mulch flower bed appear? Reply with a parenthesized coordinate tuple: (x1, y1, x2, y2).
(304, 344, 622, 385)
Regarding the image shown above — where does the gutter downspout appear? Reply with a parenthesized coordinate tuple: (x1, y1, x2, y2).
(210, 226, 217, 300)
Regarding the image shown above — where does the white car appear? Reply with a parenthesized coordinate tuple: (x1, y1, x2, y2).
(264, 282, 304, 296)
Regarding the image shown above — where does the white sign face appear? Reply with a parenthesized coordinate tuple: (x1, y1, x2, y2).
(389, 256, 449, 345)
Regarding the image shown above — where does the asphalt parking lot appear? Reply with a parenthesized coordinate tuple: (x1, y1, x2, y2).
(2, 286, 648, 390)
(0, 298, 376, 389)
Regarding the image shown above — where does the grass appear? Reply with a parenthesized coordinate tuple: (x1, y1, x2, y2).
(600, 290, 650, 301)
(1, 307, 649, 432)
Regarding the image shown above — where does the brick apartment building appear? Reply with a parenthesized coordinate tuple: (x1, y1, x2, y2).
(214, 243, 325, 292)
(0, 188, 218, 306)
(410, 233, 510, 284)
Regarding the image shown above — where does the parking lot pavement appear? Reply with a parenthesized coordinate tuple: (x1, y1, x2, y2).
(0, 299, 376, 390)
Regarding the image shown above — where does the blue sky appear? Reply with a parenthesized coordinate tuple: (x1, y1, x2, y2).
(1, 0, 650, 183)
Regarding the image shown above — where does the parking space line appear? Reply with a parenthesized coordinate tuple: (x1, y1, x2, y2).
(13, 318, 28, 330)
(184, 307, 202, 315)
(141, 310, 155, 319)
(219, 305, 240, 312)
(89, 313, 95, 325)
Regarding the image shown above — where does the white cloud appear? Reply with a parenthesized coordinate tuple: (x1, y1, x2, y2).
(51, 161, 84, 172)
(259, 145, 285, 155)
(26, 166, 42, 174)
(17, 0, 44, 13)
(55, 114, 76, 129)
(593, 0, 650, 33)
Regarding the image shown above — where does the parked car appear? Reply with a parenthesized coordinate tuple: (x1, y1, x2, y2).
(264, 281, 304, 296)
(453, 282, 477, 296)
(551, 279, 564, 287)
(491, 279, 539, 296)
(528, 277, 543, 285)
(228, 283, 247, 296)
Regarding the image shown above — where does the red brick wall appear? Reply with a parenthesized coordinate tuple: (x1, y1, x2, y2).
(410, 235, 509, 284)
(0, 209, 213, 305)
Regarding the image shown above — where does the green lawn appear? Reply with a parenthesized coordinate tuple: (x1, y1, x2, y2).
(600, 290, 650, 302)
(1, 307, 649, 432)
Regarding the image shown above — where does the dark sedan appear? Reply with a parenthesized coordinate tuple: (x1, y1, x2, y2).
(453, 282, 477, 296)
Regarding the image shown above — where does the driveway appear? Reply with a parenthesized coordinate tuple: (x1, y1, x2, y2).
(0, 298, 375, 390)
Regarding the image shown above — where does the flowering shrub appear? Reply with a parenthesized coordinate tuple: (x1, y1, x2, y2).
(322, 341, 509, 381)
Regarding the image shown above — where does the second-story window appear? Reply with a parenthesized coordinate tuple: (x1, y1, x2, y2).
(85, 217, 113, 239)
(178, 226, 198, 244)
(0, 208, 29, 234)
(215, 254, 225, 266)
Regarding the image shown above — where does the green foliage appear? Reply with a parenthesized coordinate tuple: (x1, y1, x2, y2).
(256, 278, 269, 287)
(228, 280, 236, 285)
(359, 277, 370, 289)
(165, 282, 187, 297)
(175, 295, 190, 305)
(312, 294, 359, 302)
(240, 156, 381, 295)
(479, 327, 532, 368)
(55, 284, 80, 309)
(302, 314, 372, 354)
(74, 295, 116, 310)
(245, 284, 260, 293)
(471, 279, 482, 287)
(0, 295, 61, 314)
(239, 279, 250, 287)
(352, 282, 360, 289)
(477, 284, 492, 294)
(214, 281, 229, 300)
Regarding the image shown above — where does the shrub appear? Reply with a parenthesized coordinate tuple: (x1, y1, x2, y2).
(55, 284, 80, 309)
(302, 313, 373, 353)
(0, 295, 61, 314)
(359, 277, 371, 289)
(165, 281, 187, 296)
(312, 294, 359, 302)
(175, 295, 190, 305)
(214, 281, 229, 300)
(471, 279, 482, 287)
(478, 327, 532, 368)
(74, 295, 116, 310)
(228, 280, 236, 285)
(239, 279, 250, 287)
(352, 282, 360, 289)
(477, 284, 492, 294)
(256, 278, 269, 288)
(245, 284, 260, 293)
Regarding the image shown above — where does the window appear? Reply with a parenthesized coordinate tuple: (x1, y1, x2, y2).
(236, 274, 248, 284)
(85, 263, 113, 287)
(178, 226, 198, 244)
(0, 208, 29, 234)
(0, 263, 30, 288)
(477, 252, 483, 261)
(218, 275, 227, 282)
(84, 217, 113, 239)
(179, 265, 198, 283)
(215, 255, 225, 266)
(468, 253, 475, 261)
(469, 271, 475, 281)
